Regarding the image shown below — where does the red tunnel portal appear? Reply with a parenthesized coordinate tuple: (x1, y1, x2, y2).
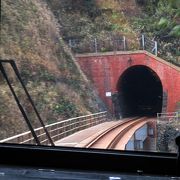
(114, 65, 163, 118)
(76, 51, 180, 116)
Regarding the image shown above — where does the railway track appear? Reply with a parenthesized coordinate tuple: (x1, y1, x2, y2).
(81, 117, 150, 150)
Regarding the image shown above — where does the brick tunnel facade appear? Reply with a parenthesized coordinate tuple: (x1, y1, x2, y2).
(117, 65, 163, 117)
(76, 51, 180, 117)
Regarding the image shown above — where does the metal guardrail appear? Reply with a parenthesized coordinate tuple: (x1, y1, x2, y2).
(157, 112, 179, 122)
(0, 111, 107, 145)
(65, 36, 126, 53)
(65, 34, 158, 55)
(140, 34, 158, 56)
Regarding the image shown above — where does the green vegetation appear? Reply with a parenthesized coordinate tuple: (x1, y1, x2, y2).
(132, 0, 180, 65)
(53, 97, 79, 118)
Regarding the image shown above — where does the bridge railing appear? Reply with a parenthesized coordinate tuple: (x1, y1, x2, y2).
(157, 112, 179, 122)
(0, 111, 107, 145)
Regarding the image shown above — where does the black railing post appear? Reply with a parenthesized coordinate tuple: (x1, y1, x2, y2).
(142, 34, 145, 50)
(94, 38, 98, 53)
(0, 61, 41, 145)
(10, 60, 55, 146)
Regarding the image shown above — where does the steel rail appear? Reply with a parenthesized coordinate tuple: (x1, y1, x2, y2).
(84, 117, 139, 148)
(84, 117, 149, 150)
(107, 117, 148, 149)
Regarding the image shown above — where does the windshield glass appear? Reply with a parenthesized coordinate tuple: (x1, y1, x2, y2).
(0, 0, 180, 154)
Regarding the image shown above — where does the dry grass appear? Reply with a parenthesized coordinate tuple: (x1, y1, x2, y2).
(96, 0, 139, 49)
(0, 0, 105, 140)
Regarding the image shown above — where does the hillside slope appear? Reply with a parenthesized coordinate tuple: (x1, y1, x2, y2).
(47, 0, 139, 50)
(0, 0, 106, 139)
(48, 0, 179, 65)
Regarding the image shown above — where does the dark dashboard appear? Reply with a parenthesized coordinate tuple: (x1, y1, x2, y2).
(0, 142, 179, 179)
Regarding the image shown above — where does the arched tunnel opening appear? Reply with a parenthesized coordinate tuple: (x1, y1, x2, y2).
(114, 65, 163, 118)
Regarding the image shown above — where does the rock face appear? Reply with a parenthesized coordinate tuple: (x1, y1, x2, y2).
(157, 120, 180, 153)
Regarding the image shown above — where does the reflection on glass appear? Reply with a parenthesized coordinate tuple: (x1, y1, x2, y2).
(0, 0, 180, 155)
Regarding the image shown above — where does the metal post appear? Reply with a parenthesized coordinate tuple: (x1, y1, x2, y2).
(175, 112, 179, 121)
(10, 61, 55, 146)
(123, 36, 126, 50)
(154, 41, 158, 56)
(0, 62, 41, 145)
(150, 39, 158, 56)
(142, 34, 145, 50)
(94, 38, 98, 53)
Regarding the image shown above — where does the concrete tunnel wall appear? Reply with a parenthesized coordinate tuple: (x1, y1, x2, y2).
(76, 51, 180, 116)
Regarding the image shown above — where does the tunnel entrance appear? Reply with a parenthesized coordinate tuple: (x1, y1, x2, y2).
(115, 65, 163, 118)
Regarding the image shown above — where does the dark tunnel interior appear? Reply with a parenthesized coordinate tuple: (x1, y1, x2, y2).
(116, 65, 163, 118)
